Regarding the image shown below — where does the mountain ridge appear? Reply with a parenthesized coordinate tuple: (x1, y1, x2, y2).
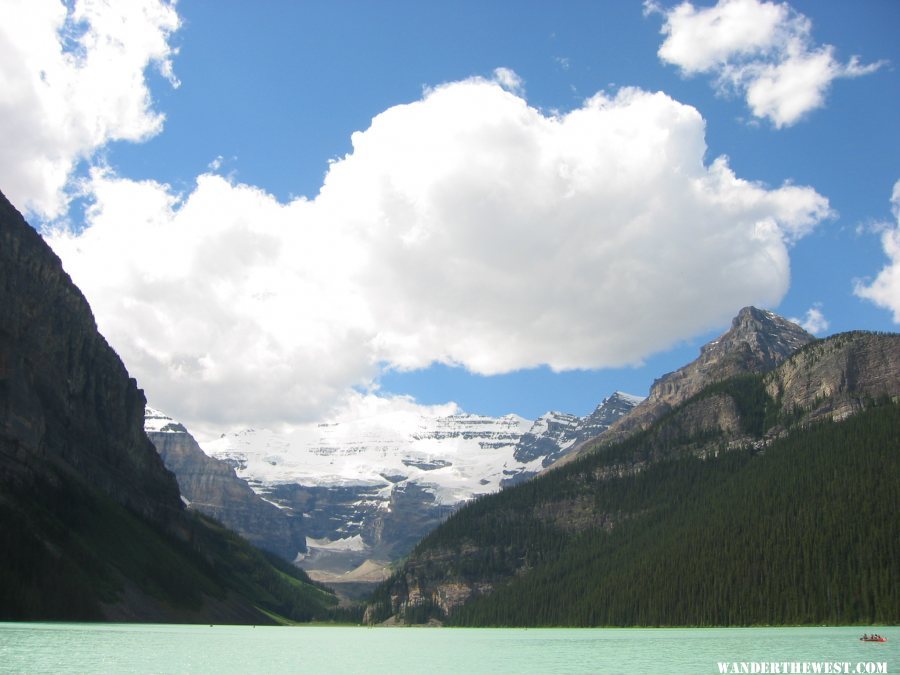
(364, 319, 899, 625)
(557, 306, 815, 464)
(187, 394, 641, 574)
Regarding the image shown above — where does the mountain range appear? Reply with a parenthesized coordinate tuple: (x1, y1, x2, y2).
(144, 391, 643, 590)
(2, 180, 896, 626)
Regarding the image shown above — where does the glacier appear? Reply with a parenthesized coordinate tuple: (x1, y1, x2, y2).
(147, 392, 643, 575)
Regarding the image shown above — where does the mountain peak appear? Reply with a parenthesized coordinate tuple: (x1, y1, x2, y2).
(699, 306, 814, 371)
(577, 307, 815, 450)
(666, 306, 814, 391)
(518, 393, 644, 469)
(607, 391, 645, 406)
(144, 406, 188, 434)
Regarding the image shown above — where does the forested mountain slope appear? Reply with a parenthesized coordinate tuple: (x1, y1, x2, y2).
(366, 330, 899, 626)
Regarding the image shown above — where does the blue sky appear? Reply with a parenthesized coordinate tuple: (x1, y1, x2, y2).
(2, 1, 898, 434)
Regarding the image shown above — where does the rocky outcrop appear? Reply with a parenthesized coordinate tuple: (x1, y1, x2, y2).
(766, 331, 900, 426)
(656, 393, 743, 444)
(0, 189, 181, 526)
(145, 408, 307, 561)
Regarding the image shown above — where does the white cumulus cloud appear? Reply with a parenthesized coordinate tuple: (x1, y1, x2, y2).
(48, 168, 378, 432)
(855, 180, 900, 323)
(0, 0, 180, 218)
(47, 77, 832, 432)
(790, 303, 829, 335)
(648, 0, 885, 127)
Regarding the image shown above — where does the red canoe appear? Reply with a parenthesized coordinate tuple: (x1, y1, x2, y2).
(860, 636, 887, 642)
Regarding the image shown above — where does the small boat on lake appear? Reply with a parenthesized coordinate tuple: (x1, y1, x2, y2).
(860, 634, 886, 642)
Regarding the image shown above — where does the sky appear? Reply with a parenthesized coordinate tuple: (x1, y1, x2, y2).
(1, 0, 898, 439)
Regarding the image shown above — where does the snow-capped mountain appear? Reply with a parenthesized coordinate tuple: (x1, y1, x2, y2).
(512, 392, 645, 469)
(570, 391, 646, 445)
(203, 412, 535, 506)
(511, 411, 580, 465)
(190, 393, 642, 574)
(199, 412, 540, 573)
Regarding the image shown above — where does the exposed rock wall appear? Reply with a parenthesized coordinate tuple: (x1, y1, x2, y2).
(766, 332, 900, 425)
(0, 190, 181, 526)
(0, 190, 340, 623)
(146, 412, 308, 561)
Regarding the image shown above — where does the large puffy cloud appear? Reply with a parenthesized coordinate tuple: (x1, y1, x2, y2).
(855, 181, 900, 323)
(48, 77, 831, 432)
(49, 170, 377, 433)
(648, 0, 884, 127)
(0, 0, 179, 219)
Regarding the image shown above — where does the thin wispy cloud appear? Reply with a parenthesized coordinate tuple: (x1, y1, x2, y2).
(646, 0, 885, 128)
(491, 67, 525, 96)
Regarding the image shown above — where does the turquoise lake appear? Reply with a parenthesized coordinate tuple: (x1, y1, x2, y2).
(0, 624, 895, 674)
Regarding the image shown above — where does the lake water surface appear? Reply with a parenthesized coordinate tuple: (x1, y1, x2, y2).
(0, 624, 894, 674)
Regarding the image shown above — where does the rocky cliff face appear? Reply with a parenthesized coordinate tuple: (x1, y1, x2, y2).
(0, 190, 181, 526)
(0, 190, 337, 623)
(766, 331, 900, 426)
(145, 408, 307, 561)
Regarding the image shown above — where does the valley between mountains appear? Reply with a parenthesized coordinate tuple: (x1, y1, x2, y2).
(143, 304, 899, 624)
(144, 391, 643, 594)
(1, 187, 897, 625)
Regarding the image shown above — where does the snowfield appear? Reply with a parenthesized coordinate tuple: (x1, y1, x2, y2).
(200, 412, 541, 506)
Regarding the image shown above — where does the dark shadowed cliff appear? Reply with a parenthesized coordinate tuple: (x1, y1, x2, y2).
(0, 190, 335, 622)
(0, 191, 182, 525)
